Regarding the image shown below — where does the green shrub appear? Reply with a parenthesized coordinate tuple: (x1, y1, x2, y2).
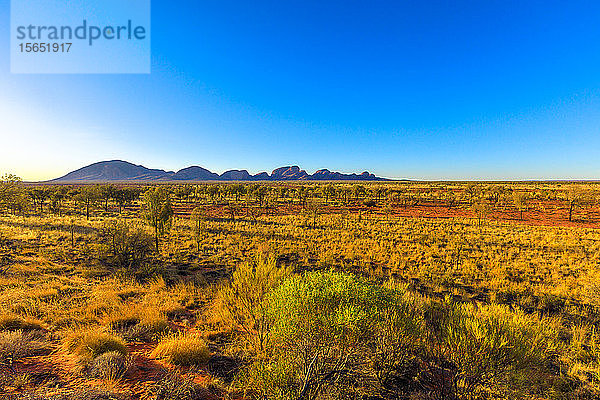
(425, 300, 560, 398)
(217, 254, 292, 352)
(99, 219, 154, 270)
(243, 271, 421, 400)
(240, 271, 562, 400)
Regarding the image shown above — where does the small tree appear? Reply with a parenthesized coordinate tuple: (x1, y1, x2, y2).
(217, 255, 292, 353)
(0, 174, 26, 215)
(29, 187, 50, 215)
(471, 201, 491, 227)
(323, 184, 336, 204)
(142, 187, 174, 251)
(113, 188, 137, 214)
(190, 207, 205, 253)
(99, 219, 154, 270)
(74, 186, 100, 220)
(565, 186, 592, 222)
(512, 191, 527, 221)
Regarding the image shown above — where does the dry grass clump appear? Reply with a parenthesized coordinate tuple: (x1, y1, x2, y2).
(85, 351, 131, 381)
(106, 307, 170, 342)
(11, 386, 127, 400)
(65, 329, 127, 359)
(0, 330, 49, 366)
(149, 373, 214, 400)
(150, 333, 210, 366)
(0, 314, 45, 332)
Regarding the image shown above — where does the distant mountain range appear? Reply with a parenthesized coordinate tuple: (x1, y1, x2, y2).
(50, 160, 388, 182)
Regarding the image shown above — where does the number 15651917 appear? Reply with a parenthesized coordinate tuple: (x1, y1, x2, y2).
(19, 43, 72, 52)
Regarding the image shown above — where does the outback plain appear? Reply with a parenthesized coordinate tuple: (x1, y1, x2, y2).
(1, 176, 600, 399)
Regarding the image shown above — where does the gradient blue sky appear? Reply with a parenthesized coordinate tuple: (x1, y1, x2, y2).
(1, 0, 600, 180)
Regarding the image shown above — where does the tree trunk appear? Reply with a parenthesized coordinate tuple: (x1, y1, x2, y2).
(569, 202, 573, 222)
(155, 226, 159, 252)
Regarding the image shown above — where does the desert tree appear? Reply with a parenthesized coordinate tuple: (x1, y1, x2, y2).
(464, 183, 481, 205)
(112, 187, 137, 214)
(566, 186, 593, 222)
(276, 186, 288, 203)
(174, 185, 194, 205)
(49, 189, 66, 215)
(0, 174, 26, 215)
(352, 184, 366, 201)
(296, 186, 310, 207)
(230, 184, 246, 203)
(254, 185, 268, 207)
(323, 183, 336, 205)
(99, 218, 154, 270)
(74, 186, 100, 220)
(374, 186, 387, 203)
(142, 187, 174, 251)
(339, 186, 352, 204)
(512, 190, 527, 221)
(98, 184, 116, 212)
(190, 207, 206, 253)
(226, 201, 241, 222)
(472, 201, 491, 227)
(207, 185, 220, 204)
(304, 198, 321, 228)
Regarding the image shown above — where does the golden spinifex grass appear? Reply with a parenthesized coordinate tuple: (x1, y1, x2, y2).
(0, 181, 600, 398)
(150, 333, 211, 366)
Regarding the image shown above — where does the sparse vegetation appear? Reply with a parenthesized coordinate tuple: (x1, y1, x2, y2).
(2, 180, 600, 398)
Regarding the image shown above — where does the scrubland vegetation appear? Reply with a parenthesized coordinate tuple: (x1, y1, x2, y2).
(2, 174, 600, 398)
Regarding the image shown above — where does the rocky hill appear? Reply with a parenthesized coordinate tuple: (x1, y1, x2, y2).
(51, 160, 388, 182)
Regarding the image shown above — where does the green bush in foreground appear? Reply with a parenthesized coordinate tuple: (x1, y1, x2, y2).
(240, 271, 562, 400)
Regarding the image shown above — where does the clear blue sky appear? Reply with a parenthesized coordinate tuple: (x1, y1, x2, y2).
(1, 0, 600, 180)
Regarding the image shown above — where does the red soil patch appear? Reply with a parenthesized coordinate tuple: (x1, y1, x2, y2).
(5, 341, 218, 399)
(125, 199, 600, 230)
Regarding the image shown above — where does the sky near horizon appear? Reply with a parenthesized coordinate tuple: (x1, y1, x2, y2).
(1, 0, 600, 181)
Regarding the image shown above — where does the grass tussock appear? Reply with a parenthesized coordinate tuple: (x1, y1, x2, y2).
(149, 373, 214, 400)
(65, 329, 128, 359)
(85, 351, 131, 381)
(106, 307, 170, 342)
(0, 330, 49, 366)
(150, 333, 210, 366)
(0, 314, 45, 332)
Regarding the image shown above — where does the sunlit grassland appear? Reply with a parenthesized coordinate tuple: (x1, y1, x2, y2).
(1, 182, 600, 398)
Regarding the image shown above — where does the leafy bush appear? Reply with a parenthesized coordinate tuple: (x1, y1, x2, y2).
(243, 271, 422, 400)
(217, 254, 292, 352)
(425, 300, 560, 397)
(150, 333, 210, 366)
(240, 272, 562, 400)
(99, 219, 154, 269)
